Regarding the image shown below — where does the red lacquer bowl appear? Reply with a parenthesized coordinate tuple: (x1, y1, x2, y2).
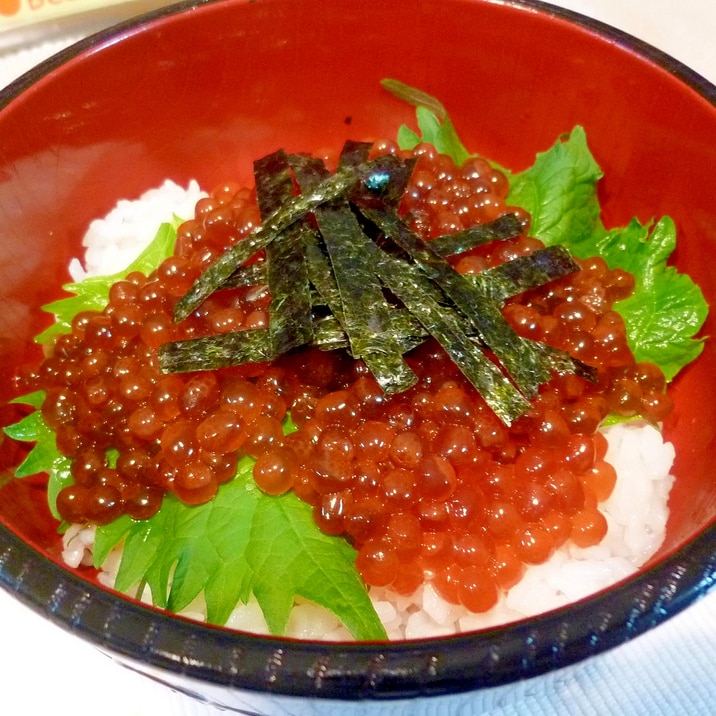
(1, 0, 715, 707)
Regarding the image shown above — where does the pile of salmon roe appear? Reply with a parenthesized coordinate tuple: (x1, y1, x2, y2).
(22, 140, 673, 614)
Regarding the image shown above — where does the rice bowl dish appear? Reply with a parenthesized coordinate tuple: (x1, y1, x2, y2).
(26, 115, 689, 640)
(2, 0, 716, 706)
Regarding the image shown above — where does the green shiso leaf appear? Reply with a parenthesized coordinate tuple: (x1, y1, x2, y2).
(506, 126, 603, 248)
(396, 124, 421, 151)
(248, 482, 382, 639)
(3, 395, 72, 521)
(95, 453, 386, 640)
(4, 409, 57, 477)
(588, 217, 706, 380)
(506, 131, 707, 381)
(35, 221, 180, 344)
(8, 390, 45, 409)
(381, 79, 472, 166)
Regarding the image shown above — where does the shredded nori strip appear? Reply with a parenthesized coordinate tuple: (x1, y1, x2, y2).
(159, 327, 274, 373)
(159, 306, 425, 371)
(304, 231, 344, 312)
(313, 242, 590, 366)
(254, 149, 293, 218)
(467, 246, 598, 381)
(291, 154, 417, 393)
(532, 341, 598, 382)
(472, 245, 578, 301)
(355, 201, 553, 398)
(429, 213, 523, 257)
(338, 140, 372, 167)
(360, 232, 532, 423)
(173, 154, 404, 321)
(305, 228, 425, 356)
(317, 202, 418, 392)
(221, 262, 267, 290)
(349, 155, 417, 210)
(254, 150, 315, 355)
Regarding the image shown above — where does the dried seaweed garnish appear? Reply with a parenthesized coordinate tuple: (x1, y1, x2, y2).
(469, 246, 598, 382)
(173, 154, 403, 322)
(472, 245, 579, 301)
(429, 213, 523, 257)
(255, 150, 314, 356)
(159, 327, 273, 373)
(361, 232, 532, 423)
(222, 262, 267, 290)
(254, 149, 294, 218)
(284, 156, 349, 327)
(159, 305, 425, 371)
(305, 239, 424, 355)
(348, 157, 417, 211)
(338, 140, 372, 168)
(291, 154, 417, 393)
(304, 231, 342, 310)
(533, 342, 598, 382)
(356, 202, 554, 398)
(167, 142, 595, 424)
(313, 241, 590, 372)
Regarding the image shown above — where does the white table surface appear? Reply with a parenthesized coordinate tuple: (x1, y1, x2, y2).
(2, 1, 716, 714)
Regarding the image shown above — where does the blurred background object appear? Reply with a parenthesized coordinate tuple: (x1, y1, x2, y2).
(0, 0, 178, 84)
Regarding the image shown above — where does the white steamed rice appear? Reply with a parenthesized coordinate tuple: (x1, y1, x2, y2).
(68, 180, 207, 283)
(60, 181, 677, 641)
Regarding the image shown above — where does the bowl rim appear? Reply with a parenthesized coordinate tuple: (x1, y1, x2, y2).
(1, 0, 716, 701)
(2, 0, 716, 109)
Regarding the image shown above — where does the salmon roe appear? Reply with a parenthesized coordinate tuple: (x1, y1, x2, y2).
(23, 141, 673, 613)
